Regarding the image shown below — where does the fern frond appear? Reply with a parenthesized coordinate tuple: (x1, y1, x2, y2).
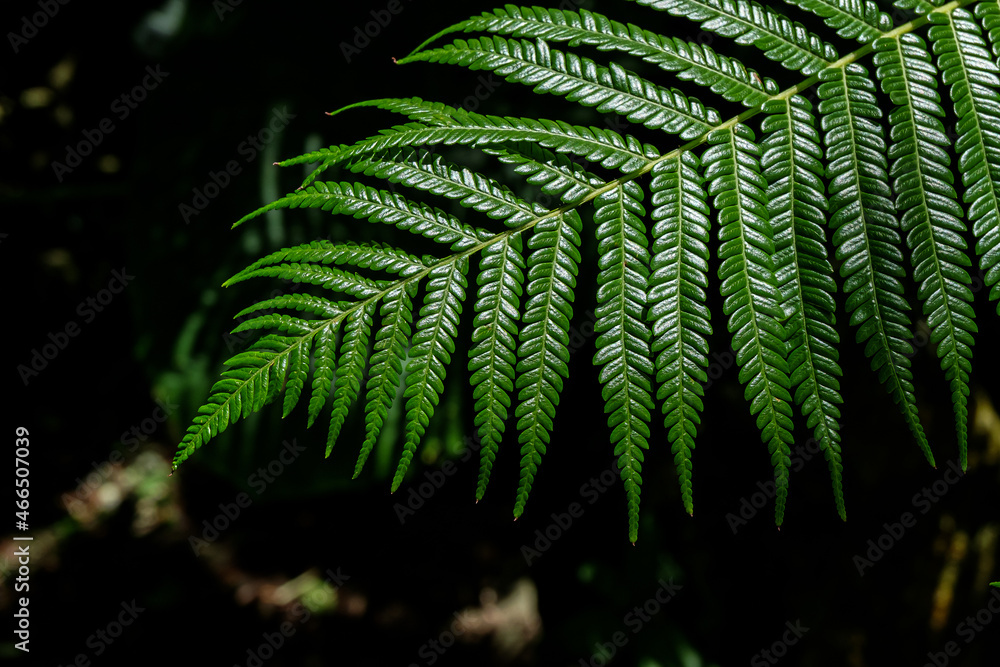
(278, 111, 660, 180)
(514, 211, 583, 519)
(469, 235, 526, 500)
(761, 95, 845, 519)
(230, 313, 317, 337)
(357, 285, 416, 476)
(409, 5, 776, 107)
(973, 3, 1000, 314)
(174, 333, 310, 467)
(817, 63, 930, 462)
(232, 182, 483, 250)
(399, 36, 721, 139)
(308, 323, 338, 429)
(326, 303, 376, 457)
(648, 152, 711, 518)
(593, 182, 655, 543)
(392, 259, 469, 491)
(233, 294, 349, 322)
(335, 99, 607, 206)
(225, 262, 387, 299)
(177, 0, 1000, 539)
(340, 99, 608, 205)
(779, 0, 891, 43)
(228, 240, 428, 280)
(875, 33, 976, 468)
(487, 141, 605, 205)
(705, 123, 794, 526)
(281, 339, 310, 419)
(345, 148, 544, 228)
(632, 0, 838, 75)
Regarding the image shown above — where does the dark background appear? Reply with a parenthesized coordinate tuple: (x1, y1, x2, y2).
(3, 1, 1000, 665)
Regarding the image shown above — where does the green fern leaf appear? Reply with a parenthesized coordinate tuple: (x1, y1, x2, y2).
(176, 0, 1000, 539)
(278, 111, 660, 178)
(232, 293, 351, 321)
(345, 148, 543, 228)
(228, 240, 428, 280)
(817, 64, 931, 462)
(173, 333, 303, 467)
(929, 8, 1000, 468)
(632, 0, 838, 74)
(969, 3, 1000, 314)
(334, 99, 605, 205)
(225, 262, 386, 299)
(281, 339, 309, 420)
(470, 235, 526, 500)
(893, 0, 936, 14)
(593, 182, 655, 543)
(357, 285, 416, 476)
(233, 181, 483, 250)
(705, 123, 794, 526)
(779, 0, 891, 42)
(409, 5, 776, 107)
(487, 140, 605, 205)
(399, 36, 721, 138)
(231, 313, 316, 337)
(308, 323, 338, 429)
(761, 95, 845, 519)
(648, 151, 711, 518)
(392, 259, 469, 492)
(514, 210, 583, 519)
(326, 303, 376, 457)
(874, 33, 974, 467)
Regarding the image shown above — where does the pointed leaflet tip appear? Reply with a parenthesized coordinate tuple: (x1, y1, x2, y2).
(325, 101, 374, 119)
